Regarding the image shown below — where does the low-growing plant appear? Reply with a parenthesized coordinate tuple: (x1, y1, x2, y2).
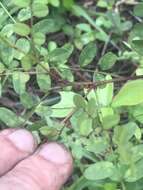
(1, 0, 143, 189)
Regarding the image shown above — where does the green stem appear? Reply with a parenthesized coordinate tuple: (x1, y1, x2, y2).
(0, 2, 16, 23)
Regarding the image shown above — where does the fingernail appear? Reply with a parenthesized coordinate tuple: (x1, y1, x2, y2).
(38, 143, 72, 165)
(8, 129, 36, 152)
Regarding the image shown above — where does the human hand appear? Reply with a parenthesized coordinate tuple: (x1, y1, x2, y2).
(0, 128, 73, 190)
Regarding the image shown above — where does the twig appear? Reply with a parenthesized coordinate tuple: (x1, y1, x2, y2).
(101, 32, 112, 56)
(0, 2, 16, 23)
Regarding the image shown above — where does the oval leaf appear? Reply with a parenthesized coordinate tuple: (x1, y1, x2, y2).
(0, 107, 24, 127)
(79, 42, 97, 67)
(36, 63, 51, 92)
(14, 23, 30, 36)
(12, 71, 30, 94)
(51, 91, 76, 118)
(98, 52, 117, 71)
(49, 43, 73, 62)
(12, 0, 30, 7)
(84, 161, 114, 180)
(73, 94, 86, 109)
(134, 3, 143, 17)
(112, 80, 143, 107)
(33, 3, 49, 18)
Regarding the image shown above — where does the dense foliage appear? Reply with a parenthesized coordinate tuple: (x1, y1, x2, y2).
(1, 0, 143, 189)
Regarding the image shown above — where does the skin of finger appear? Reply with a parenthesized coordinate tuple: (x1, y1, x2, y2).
(0, 155, 73, 190)
(0, 129, 36, 176)
(0, 135, 28, 176)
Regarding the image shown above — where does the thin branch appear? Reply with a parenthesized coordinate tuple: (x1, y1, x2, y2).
(0, 2, 16, 23)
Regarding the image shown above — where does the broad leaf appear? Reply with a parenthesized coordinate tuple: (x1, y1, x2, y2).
(78, 113, 93, 136)
(12, 0, 30, 7)
(131, 39, 143, 56)
(14, 23, 30, 36)
(73, 94, 86, 109)
(0, 107, 24, 127)
(36, 63, 51, 92)
(33, 3, 49, 18)
(48, 0, 60, 7)
(98, 52, 117, 71)
(125, 159, 143, 182)
(96, 75, 113, 106)
(20, 92, 38, 109)
(12, 71, 30, 94)
(84, 161, 114, 180)
(79, 42, 97, 67)
(112, 80, 143, 107)
(33, 32, 45, 45)
(113, 122, 138, 145)
(51, 91, 76, 118)
(49, 43, 73, 63)
(14, 38, 30, 60)
(134, 3, 143, 17)
(33, 17, 65, 34)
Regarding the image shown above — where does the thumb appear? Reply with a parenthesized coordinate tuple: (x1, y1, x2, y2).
(0, 142, 73, 190)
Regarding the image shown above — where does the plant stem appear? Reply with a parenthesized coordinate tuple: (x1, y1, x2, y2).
(0, 2, 16, 23)
(121, 181, 126, 190)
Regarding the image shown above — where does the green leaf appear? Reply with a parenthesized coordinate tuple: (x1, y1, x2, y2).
(14, 38, 30, 60)
(85, 137, 108, 154)
(20, 92, 38, 109)
(12, 0, 30, 7)
(72, 144, 84, 159)
(33, 3, 49, 18)
(134, 3, 143, 17)
(0, 78, 2, 97)
(129, 24, 143, 40)
(33, 32, 45, 45)
(34, 0, 48, 4)
(36, 63, 51, 92)
(39, 126, 58, 138)
(21, 55, 33, 70)
(0, 107, 24, 127)
(63, 0, 74, 9)
(132, 104, 143, 124)
(36, 105, 52, 118)
(73, 94, 86, 109)
(51, 91, 76, 118)
(12, 71, 30, 94)
(96, 75, 114, 106)
(113, 122, 138, 145)
(98, 52, 117, 70)
(72, 5, 108, 41)
(104, 183, 117, 190)
(84, 161, 114, 180)
(78, 114, 93, 136)
(131, 144, 143, 163)
(14, 23, 30, 36)
(131, 39, 143, 56)
(126, 178, 143, 190)
(48, 41, 57, 52)
(33, 17, 65, 34)
(125, 159, 143, 182)
(76, 23, 92, 32)
(79, 42, 97, 67)
(48, 0, 60, 7)
(49, 43, 73, 62)
(112, 80, 143, 107)
(107, 11, 122, 33)
(100, 107, 120, 129)
(86, 98, 97, 118)
(18, 8, 31, 21)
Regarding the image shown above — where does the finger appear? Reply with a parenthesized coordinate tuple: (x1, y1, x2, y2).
(0, 142, 73, 190)
(0, 129, 37, 176)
